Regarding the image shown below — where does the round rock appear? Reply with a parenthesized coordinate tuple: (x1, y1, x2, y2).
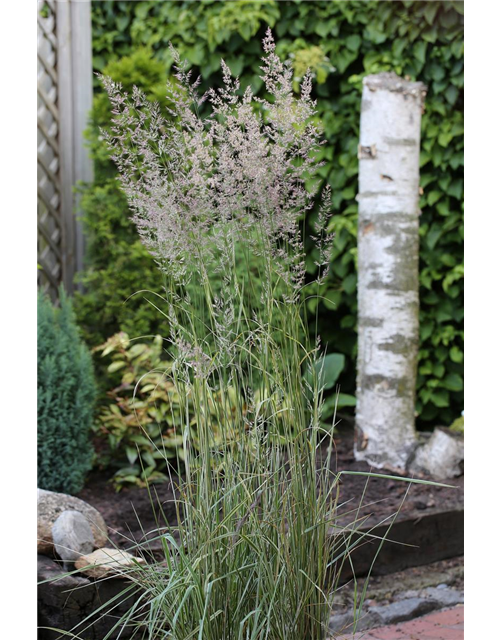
(52, 510, 95, 563)
(38, 488, 108, 555)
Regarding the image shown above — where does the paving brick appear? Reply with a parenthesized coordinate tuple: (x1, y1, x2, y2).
(369, 628, 408, 640)
(403, 618, 441, 631)
(404, 636, 460, 640)
(335, 634, 381, 640)
(334, 631, 383, 640)
(400, 618, 453, 637)
(411, 628, 462, 640)
(330, 606, 464, 640)
(421, 607, 464, 627)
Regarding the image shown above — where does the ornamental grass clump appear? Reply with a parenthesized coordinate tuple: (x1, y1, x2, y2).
(73, 31, 438, 640)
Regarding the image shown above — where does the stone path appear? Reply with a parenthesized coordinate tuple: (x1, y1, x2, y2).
(334, 605, 464, 640)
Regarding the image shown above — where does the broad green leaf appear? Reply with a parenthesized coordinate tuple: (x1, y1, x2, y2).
(442, 373, 463, 392)
(108, 360, 127, 373)
(316, 353, 346, 390)
(450, 346, 464, 363)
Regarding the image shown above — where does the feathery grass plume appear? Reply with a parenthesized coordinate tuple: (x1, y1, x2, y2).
(66, 29, 444, 640)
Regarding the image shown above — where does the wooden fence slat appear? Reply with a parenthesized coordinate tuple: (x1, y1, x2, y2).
(37, 187, 62, 225)
(37, 119, 59, 156)
(56, 0, 75, 293)
(37, 13, 57, 48)
(37, 51, 58, 85)
(37, 0, 93, 301)
(37, 85, 59, 121)
(38, 220, 63, 261)
(70, 0, 93, 274)
(38, 258, 61, 291)
(38, 157, 61, 193)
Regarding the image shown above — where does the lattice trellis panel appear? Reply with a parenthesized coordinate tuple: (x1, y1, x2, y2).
(37, 0, 93, 301)
(38, 1, 63, 299)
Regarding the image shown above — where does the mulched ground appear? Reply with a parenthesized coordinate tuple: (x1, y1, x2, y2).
(78, 426, 463, 555)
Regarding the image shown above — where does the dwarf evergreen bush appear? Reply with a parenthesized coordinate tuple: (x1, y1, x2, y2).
(38, 289, 96, 494)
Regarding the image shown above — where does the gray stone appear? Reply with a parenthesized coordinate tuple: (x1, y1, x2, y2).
(370, 597, 437, 625)
(329, 609, 381, 635)
(410, 427, 464, 480)
(422, 586, 464, 607)
(52, 510, 95, 563)
(394, 589, 420, 600)
(38, 488, 107, 555)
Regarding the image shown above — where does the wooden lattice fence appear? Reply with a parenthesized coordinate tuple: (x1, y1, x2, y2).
(37, 0, 93, 300)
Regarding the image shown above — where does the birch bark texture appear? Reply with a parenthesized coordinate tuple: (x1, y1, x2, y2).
(355, 72, 426, 471)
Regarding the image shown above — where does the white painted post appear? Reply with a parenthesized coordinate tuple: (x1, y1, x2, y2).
(355, 72, 426, 471)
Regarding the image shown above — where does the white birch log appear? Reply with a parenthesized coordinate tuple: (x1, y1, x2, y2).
(355, 72, 426, 471)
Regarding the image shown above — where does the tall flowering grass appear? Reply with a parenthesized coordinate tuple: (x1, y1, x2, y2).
(75, 30, 443, 640)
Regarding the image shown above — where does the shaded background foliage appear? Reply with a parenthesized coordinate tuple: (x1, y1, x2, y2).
(76, 0, 463, 429)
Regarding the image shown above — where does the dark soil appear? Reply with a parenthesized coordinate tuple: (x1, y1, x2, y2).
(78, 426, 464, 556)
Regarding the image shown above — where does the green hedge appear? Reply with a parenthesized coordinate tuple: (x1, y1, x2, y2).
(78, 0, 463, 428)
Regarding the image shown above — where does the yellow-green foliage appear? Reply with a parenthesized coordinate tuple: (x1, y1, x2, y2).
(288, 43, 335, 91)
(449, 414, 464, 434)
(94, 333, 242, 489)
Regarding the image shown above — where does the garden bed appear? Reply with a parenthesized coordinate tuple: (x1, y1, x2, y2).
(78, 426, 463, 577)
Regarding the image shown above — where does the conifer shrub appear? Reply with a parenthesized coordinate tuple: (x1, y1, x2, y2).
(38, 288, 96, 494)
